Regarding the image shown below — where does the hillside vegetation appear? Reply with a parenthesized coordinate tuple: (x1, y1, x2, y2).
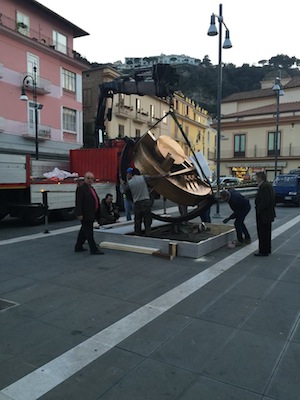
(175, 54, 300, 116)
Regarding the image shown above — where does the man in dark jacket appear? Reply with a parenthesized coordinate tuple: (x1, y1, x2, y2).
(74, 171, 104, 255)
(99, 193, 120, 225)
(254, 171, 276, 256)
(220, 189, 251, 246)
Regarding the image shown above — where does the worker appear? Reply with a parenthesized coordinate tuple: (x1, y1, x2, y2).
(121, 168, 168, 236)
(220, 189, 251, 246)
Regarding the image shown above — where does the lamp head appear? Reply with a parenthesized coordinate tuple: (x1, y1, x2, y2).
(272, 77, 284, 95)
(207, 14, 218, 36)
(223, 30, 232, 49)
(20, 86, 28, 101)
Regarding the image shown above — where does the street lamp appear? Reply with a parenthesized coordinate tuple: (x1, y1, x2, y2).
(20, 65, 42, 160)
(208, 3, 232, 215)
(272, 76, 284, 179)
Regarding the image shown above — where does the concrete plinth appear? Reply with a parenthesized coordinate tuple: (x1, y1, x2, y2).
(95, 220, 235, 259)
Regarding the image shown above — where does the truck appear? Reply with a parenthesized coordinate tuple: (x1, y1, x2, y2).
(273, 169, 300, 207)
(0, 145, 123, 225)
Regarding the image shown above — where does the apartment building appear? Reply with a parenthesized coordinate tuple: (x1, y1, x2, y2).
(219, 72, 300, 181)
(0, 0, 89, 160)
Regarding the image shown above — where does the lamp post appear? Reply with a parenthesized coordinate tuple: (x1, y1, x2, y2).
(272, 76, 284, 179)
(20, 65, 40, 160)
(208, 3, 232, 215)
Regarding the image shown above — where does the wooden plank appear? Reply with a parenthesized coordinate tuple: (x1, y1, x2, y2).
(99, 241, 159, 255)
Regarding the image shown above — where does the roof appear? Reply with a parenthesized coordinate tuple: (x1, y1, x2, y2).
(223, 76, 300, 103)
(223, 101, 300, 119)
(30, 0, 89, 38)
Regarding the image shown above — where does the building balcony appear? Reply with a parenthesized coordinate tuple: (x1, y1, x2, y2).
(21, 123, 51, 140)
(219, 146, 300, 161)
(21, 73, 51, 94)
(132, 111, 149, 124)
(114, 104, 133, 119)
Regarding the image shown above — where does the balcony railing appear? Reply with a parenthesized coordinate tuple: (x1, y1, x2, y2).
(220, 146, 300, 159)
(21, 73, 51, 94)
(21, 123, 51, 140)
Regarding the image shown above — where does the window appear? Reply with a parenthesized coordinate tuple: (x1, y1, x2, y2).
(119, 94, 125, 106)
(163, 110, 168, 124)
(174, 125, 179, 139)
(118, 124, 125, 138)
(268, 131, 281, 156)
(135, 129, 141, 138)
(234, 134, 246, 157)
(16, 12, 29, 36)
(28, 101, 41, 134)
(53, 31, 67, 54)
(62, 69, 76, 92)
(63, 108, 76, 132)
(185, 125, 189, 138)
(136, 98, 141, 112)
(150, 105, 155, 121)
(186, 105, 189, 116)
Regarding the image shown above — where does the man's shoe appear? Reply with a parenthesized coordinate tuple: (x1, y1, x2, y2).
(75, 247, 88, 252)
(244, 239, 251, 244)
(254, 252, 268, 257)
(235, 240, 244, 247)
(91, 250, 104, 255)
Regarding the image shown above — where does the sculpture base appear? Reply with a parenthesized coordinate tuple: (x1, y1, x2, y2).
(95, 220, 235, 259)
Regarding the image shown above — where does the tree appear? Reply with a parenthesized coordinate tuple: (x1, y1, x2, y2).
(201, 55, 212, 67)
(268, 54, 297, 69)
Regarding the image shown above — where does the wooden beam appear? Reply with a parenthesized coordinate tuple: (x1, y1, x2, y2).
(99, 241, 159, 255)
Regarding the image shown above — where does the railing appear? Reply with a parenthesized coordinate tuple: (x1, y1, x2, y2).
(220, 146, 300, 159)
(21, 73, 51, 94)
(21, 123, 51, 140)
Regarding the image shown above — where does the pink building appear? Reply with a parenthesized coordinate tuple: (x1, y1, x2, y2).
(0, 0, 90, 160)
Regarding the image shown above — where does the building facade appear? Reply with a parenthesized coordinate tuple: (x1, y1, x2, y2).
(0, 0, 89, 160)
(219, 73, 300, 181)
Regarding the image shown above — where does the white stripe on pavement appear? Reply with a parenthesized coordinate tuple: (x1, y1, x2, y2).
(1, 215, 300, 400)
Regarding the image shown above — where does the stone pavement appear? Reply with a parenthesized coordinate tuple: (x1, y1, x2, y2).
(0, 200, 300, 400)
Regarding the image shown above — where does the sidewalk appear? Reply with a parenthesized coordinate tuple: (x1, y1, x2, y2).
(0, 201, 300, 400)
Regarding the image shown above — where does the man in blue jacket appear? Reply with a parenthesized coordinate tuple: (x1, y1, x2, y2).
(220, 189, 251, 246)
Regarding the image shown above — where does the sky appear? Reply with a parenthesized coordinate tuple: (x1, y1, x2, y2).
(37, 0, 300, 67)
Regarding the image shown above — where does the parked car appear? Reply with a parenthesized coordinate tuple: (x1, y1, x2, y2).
(273, 173, 300, 207)
(211, 176, 242, 187)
